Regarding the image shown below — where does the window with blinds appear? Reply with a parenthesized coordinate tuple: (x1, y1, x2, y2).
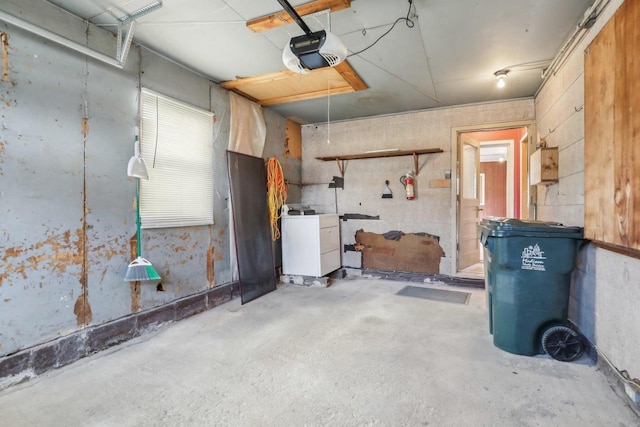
(139, 89, 214, 229)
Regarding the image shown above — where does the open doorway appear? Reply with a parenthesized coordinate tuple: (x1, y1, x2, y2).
(480, 145, 508, 217)
(454, 125, 532, 277)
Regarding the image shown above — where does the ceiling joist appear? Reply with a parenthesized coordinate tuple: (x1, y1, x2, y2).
(246, 0, 351, 33)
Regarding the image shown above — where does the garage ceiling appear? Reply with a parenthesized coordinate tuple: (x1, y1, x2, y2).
(40, 0, 593, 124)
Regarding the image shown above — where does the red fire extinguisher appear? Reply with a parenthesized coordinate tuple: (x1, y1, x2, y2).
(400, 172, 415, 200)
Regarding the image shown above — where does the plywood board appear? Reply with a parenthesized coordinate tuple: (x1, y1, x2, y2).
(355, 231, 444, 275)
(285, 119, 302, 159)
(584, 0, 640, 250)
(220, 61, 366, 106)
(246, 0, 351, 33)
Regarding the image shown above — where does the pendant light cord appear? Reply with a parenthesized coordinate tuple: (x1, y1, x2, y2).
(327, 78, 331, 144)
(152, 97, 159, 168)
(326, 10, 332, 144)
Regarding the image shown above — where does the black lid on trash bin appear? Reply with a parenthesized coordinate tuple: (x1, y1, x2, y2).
(478, 217, 583, 239)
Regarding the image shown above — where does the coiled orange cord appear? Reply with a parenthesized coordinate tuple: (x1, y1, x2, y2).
(267, 157, 288, 241)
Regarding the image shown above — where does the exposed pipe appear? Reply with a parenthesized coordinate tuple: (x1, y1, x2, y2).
(0, 10, 124, 69)
(540, 0, 609, 81)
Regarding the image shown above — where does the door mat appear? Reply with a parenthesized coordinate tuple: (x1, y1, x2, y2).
(396, 286, 470, 305)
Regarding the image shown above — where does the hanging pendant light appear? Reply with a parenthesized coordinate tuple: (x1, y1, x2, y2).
(127, 137, 149, 180)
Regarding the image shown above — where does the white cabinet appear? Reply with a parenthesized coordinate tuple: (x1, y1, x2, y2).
(282, 214, 341, 277)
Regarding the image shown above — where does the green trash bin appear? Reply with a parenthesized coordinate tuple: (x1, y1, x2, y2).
(478, 218, 584, 359)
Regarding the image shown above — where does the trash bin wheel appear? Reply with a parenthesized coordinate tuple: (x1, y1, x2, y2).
(542, 326, 583, 362)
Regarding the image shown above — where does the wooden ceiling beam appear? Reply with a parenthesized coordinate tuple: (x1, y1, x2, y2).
(334, 61, 368, 91)
(220, 61, 366, 107)
(246, 0, 351, 33)
(221, 61, 366, 92)
(220, 69, 298, 90)
(260, 86, 354, 106)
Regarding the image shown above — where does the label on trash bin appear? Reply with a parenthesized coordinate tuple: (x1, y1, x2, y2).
(521, 244, 546, 271)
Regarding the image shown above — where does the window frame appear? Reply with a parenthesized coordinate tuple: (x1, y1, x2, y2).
(138, 88, 215, 229)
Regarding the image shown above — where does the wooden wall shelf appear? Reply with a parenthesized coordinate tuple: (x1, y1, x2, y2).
(315, 148, 443, 177)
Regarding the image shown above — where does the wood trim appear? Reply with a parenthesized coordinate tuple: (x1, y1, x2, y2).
(260, 85, 354, 106)
(224, 88, 260, 104)
(592, 240, 640, 260)
(334, 61, 368, 91)
(315, 148, 443, 161)
(220, 69, 297, 90)
(520, 138, 529, 219)
(220, 63, 366, 93)
(246, 0, 351, 33)
(220, 61, 366, 106)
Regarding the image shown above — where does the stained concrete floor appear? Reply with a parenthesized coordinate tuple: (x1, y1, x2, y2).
(0, 278, 638, 426)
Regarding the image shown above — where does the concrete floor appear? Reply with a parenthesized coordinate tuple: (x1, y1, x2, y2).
(0, 278, 638, 426)
(459, 262, 484, 276)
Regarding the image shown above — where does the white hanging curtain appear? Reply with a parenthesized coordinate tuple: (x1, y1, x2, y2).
(228, 92, 266, 157)
(228, 92, 267, 281)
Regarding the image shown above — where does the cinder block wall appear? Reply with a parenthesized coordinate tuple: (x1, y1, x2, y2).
(534, 0, 639, 378)
(0, 3, 300, 387)
(301, 99, 535, 275)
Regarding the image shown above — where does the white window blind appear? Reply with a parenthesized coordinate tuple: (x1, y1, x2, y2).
(139, 89, 214, 229)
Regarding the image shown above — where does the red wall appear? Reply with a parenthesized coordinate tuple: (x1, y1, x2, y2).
(480, 161, 507, 217)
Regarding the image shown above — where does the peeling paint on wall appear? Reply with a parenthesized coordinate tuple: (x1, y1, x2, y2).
(1, 32, 8, 82)
(91, 244, 126, 261)
(81, 117, 89, 136)
(73, 293, 92, 326)
(129, 282, 141, 312)
(79, 110, 90, 323)
(0, 140, 6, 164)
(0, 16, 298, 364)
(0, 229, 84, 287)
(207, 246, 215, 288)
(129, 233, 141, 312)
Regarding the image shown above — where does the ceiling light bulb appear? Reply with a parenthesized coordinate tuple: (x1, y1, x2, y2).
(494, 70, 509, 88)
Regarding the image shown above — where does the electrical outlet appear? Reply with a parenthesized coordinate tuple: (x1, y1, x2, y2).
(624, 383, 640, 404)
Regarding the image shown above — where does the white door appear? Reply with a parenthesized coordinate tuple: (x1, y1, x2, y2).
(458, 133, 482, 270)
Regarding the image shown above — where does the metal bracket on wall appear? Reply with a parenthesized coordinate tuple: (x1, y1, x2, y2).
(285, 175, 344, 189)
(328, 176, 343, 189)
(117, 1, 163, 64)
(340, 213, 380, 221)
(116, 21, 136, 64)
(0, 1, 162, 69)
